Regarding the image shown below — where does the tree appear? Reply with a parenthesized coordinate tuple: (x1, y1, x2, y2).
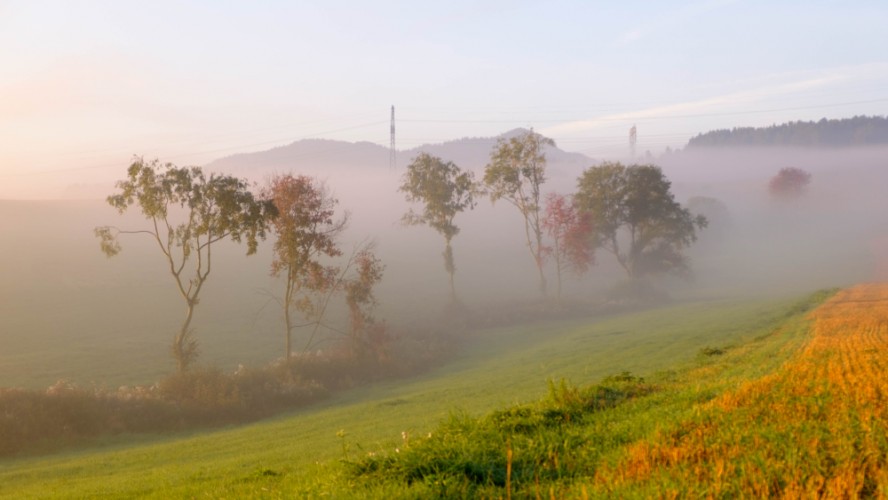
(483, 129, 555, 295)
(342, 244, 385, 359)
(262, 174, 348, 365)
(542, 192, 594, 300)
(95, 158, 273, 372)
(574, 162, 707, 279)
(768, 167, 812, 199)
(399, 153, 477, 302)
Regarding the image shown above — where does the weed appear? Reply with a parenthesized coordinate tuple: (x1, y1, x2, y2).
(346, 374, 658, 493)
(699, 346, 726, 356)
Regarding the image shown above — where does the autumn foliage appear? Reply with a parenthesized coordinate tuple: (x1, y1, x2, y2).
(769, 166, 812, 198)
(263, 174, 347, 363)
(542, 192, 594, 299)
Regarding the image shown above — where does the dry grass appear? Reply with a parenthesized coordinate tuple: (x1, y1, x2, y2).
(594, 284, 888, 498)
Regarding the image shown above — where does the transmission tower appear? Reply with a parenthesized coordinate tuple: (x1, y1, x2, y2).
(390, 105, 396, 169)
(629, 124, 637, 159)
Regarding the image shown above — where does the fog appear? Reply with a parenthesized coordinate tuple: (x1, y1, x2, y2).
(661, 146, 888, 295)
(2, 140, 886, 388)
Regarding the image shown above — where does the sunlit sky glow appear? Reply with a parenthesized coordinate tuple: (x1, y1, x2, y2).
(1, 0, 886, 198)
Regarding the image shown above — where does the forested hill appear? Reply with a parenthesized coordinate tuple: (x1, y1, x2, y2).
(686, 115, 888, 148)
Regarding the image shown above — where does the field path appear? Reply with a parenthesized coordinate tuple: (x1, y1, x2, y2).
(596, 284, 888, 498)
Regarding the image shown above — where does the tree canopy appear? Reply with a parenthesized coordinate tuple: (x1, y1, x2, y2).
(687, 116, 888, 148)
(575, 162, 707, 279)
(768, 167, 812, 199)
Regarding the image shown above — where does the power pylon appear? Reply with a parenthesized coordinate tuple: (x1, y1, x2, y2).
(629, 124, 637, 159)
(390, 105, 396, 169)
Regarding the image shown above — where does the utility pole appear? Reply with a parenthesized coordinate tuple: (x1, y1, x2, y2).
(390, 105, 396, 169)
(629, 124, 637, 159)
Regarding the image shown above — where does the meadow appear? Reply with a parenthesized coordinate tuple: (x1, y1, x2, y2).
(0, 290, 842, 498)
(591, 284, 888, 497)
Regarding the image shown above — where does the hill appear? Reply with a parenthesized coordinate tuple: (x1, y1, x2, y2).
(207, 128, 594, 182)
(686, 115, 888, 148)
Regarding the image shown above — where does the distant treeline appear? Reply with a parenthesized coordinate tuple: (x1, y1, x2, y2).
(687, 115, 888, 148)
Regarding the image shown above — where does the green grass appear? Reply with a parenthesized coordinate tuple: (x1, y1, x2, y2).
(0, 293, 824, 498)
(335, 293, 829, 498)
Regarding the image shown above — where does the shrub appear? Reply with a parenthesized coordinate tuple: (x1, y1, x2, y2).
(348, 374, 658, 489)
(0, 365, 327, 457)
(0, 322, 458, 458)
(699, 346, 726, 357)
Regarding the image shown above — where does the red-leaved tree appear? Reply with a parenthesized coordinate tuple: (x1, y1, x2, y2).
(263, 174, 348, 365)
(769, 167, 812, 199)
(542, 192, 594, 300)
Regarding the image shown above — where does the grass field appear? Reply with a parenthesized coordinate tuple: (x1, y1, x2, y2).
(0, 291, 835, 498)
(591, 284, 888, 498)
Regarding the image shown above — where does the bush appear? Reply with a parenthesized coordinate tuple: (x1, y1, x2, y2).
(0, 382, 181, 456)
(348, 374, 658, 489)
(699, 346, 726, 357)
(0, 365, 327, 458)
(0, 323, 459, 458)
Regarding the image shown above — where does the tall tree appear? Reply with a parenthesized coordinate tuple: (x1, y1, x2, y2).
(262, 174, 348, 364)
(575, 162, 707, 279)
(399, 153, 476, 302)
(95, 158, 273, 372)
(483, 129, 555, 295)
(542, 192, 594, 300)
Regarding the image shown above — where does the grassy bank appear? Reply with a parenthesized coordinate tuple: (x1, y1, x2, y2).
(0, 293, 827, 498)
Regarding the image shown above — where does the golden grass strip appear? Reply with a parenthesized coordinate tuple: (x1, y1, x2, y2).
(594, 284, 888, 498)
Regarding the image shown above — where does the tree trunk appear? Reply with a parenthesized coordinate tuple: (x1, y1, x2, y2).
(536, 255, 547, 296)
(284, 273, 294, 365)
(535, 228, 547, 296)
(173, 300, 197, 372)
(285, 300, 292, 365)
(443, 239, 456, 303)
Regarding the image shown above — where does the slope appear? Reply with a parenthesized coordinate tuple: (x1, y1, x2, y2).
(0, 294, 822, 498)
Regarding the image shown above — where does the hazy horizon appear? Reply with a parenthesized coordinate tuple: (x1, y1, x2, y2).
(3, 140, 887, 388)
(2, 1, 887, 199)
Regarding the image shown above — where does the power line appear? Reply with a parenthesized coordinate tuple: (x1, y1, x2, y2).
(398, 97, 888, 124)
(5, 97, 886, 178)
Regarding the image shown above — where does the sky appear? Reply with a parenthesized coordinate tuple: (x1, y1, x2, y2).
(1, 0, 887, 199)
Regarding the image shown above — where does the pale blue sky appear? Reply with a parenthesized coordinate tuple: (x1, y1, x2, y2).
(1, 0, 886, 198)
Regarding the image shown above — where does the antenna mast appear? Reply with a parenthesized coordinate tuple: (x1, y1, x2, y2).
(629, 124, 637, 159)
(390, 105, 396, 169)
